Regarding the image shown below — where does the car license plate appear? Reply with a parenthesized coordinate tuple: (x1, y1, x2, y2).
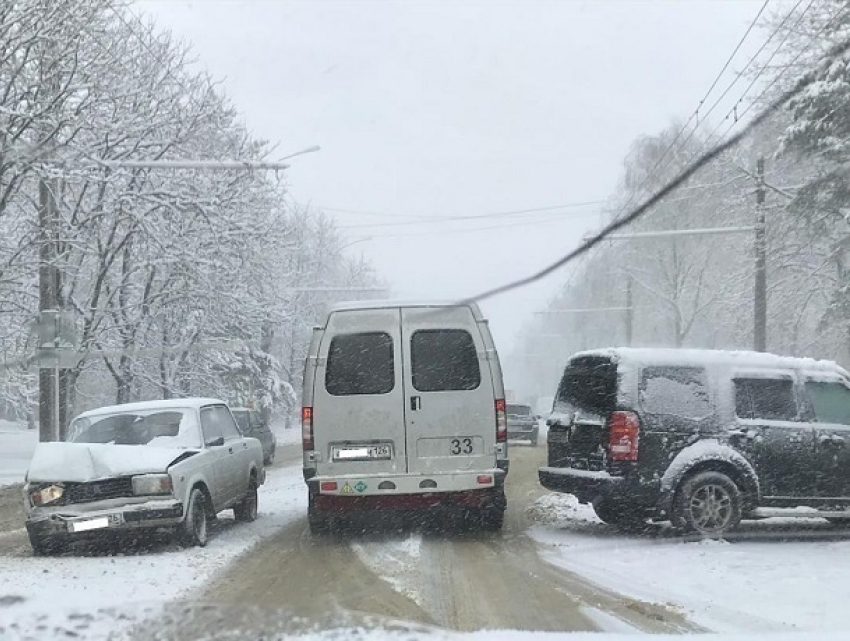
(69, 517, 110, 533)
(333, 445, 392, 461)
(68, 513, 123, 533)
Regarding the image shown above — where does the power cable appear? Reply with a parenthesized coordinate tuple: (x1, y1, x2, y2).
(463, 34, 850, 305)
(607, 0, 776, 220)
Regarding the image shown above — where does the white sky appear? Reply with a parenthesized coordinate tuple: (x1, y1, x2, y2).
(136, 0, 769, 384)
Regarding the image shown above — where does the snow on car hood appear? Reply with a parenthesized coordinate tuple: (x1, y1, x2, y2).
(26, 442, 198, 483)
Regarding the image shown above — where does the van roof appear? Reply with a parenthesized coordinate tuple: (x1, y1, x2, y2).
(569, 347, 848, 376)
(328, 299, 486, 320)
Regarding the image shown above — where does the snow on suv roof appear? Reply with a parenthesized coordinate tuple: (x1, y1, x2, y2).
(75, 397, 227, 419)
(570, 347, 847, 375)
(329, 299, 485, 319)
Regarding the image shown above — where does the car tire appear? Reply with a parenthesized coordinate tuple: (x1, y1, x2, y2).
(530, 434, 538, 447)
(234, 480, 259, 523)
(592, 499, 649, 532)
(672, 471, 742, 537)
(265, 446, 276, 466)
(179, 488, 209, 547)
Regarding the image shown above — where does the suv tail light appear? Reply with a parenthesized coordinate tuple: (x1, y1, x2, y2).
(607, 411, 640, 461)
(495, 399, 507, 443)
(302, 406, 314, 450)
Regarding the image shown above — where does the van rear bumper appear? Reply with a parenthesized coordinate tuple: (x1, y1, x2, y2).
(308, 468, 506, 497)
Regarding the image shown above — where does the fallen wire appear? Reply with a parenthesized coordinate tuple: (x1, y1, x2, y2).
(463, 35, 850, 305)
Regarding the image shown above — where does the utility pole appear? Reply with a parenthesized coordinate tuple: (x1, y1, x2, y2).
(754, 156, 767, 352)
(37, 178, 62, 442)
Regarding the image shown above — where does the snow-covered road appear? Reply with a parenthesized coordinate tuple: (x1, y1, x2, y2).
(529, 492, 850, 635)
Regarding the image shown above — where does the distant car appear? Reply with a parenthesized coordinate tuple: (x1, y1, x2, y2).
(507, 403, 540, 446)
(23, 398, 265, 555)
(231, 407, 276, 465)
(540, 348, 850, 536)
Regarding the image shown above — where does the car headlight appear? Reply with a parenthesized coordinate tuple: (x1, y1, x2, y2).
(30, 484, 64, 507)
(132, 474, 173, 496)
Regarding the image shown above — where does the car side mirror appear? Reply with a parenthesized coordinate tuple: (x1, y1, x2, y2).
(206, 436, 225, 447)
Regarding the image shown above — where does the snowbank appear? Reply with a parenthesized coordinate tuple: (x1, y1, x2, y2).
(528, 492, 850, 634)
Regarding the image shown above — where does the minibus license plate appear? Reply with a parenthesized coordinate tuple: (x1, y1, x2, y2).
(333, 445, 392, 461)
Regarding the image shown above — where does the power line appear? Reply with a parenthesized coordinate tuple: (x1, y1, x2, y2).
(463, 34, 850, 305)
(707, 0, 819, 143)
(608, 0, 774, 219)
(318, 199, 608, 225)
(721, 2, 843, 138)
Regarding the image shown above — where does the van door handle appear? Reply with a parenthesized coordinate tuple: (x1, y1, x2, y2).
(410, 396, 421, 411)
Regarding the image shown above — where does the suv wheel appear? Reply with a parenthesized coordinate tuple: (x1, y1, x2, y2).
(234, 480, 258, 522)
(593, 499, 648, 532)
(673, 471, 741, 536)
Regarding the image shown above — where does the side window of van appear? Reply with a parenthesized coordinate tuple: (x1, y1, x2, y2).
(734, 378, 799, 421)
(326, 332, 395, 396)
(411, 329, 481, 392)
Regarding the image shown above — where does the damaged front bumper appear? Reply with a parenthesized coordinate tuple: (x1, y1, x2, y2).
(26, 497, 184, 539)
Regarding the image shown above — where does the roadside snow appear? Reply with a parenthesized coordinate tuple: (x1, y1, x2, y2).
(528, 492, 850, 634)
(351, 534, 424, 606)
(0, 462, 306, 639)
(0, 423, 37, 487)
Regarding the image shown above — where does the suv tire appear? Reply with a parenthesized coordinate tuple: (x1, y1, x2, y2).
(593, 499, 648, 532)
(673, 471, 742, 536)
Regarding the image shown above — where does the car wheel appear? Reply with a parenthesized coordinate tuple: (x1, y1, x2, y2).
(673, 471, 742, 537)
(234, 480, 259, 523)
(592, 499, 649, 532)
(179, 488, 209, 547)
(265, 446, 275, 466)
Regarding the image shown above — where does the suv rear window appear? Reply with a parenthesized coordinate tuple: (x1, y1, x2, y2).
(325, 332, 395, 396)
(411, 329, 481, 392)
(507, 404, 531, 416)
(734, 377, 799, 421)
(556, 356, 617, 412)
(639, 366, 712, 420)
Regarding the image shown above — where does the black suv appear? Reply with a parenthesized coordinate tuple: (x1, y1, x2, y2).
(539, 347, 850, 535)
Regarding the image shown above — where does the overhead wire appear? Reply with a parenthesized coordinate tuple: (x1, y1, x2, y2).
(707, 0, 820, 144)
(463, 33, 850, 304)
(604, 0, 775, 221)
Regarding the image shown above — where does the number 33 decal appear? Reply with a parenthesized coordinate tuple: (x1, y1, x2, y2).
(450, 437, 473, 455)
